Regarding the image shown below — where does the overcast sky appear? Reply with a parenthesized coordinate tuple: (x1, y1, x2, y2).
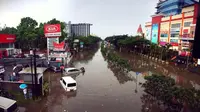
(0, 0, 157, 38)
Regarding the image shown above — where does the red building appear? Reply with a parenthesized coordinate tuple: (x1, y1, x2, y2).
(145, 3, 199, 50)
(0, 34, 16, 58)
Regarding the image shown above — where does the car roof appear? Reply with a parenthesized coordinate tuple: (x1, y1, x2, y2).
(0, 96, 16, 109)
(65, 68, 79, 71)
(62, 76, 76, 83)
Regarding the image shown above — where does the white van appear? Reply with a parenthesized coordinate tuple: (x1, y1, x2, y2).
(60, 77, 77, 92)
(0, 96, 19, 112)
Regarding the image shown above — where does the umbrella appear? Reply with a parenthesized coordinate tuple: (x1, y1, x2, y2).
(19, 84, 27, 89)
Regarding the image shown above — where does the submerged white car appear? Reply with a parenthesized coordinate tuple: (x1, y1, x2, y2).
(63, 67, 85, 75)
(60, 76, 77, 92)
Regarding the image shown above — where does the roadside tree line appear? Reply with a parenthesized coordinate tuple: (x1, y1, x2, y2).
(71, 35, 102, 49)
(105, 35, 179, 61)
(101, 42, 132, 73)
(0, 17, 67, 50)
(142, 74, 200, 111)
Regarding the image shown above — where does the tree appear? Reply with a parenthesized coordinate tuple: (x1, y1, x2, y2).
(16, 17, 38, 49)
(35, 23, 47, 49)
(0, 27, 17, 34)
(47, 18, 67, 42)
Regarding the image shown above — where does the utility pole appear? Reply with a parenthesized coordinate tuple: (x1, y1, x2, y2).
(33, 49, 38, 97)
(30, 49, 34, 99)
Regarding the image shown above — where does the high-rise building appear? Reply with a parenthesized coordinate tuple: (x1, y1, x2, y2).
(67, 21, 92, 37)
(156, 0, 197, 16)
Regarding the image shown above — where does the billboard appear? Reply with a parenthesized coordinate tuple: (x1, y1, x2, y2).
(44, 24, 61, 37)
(145, 27, 151, 40)
(0, 34, 16, 43)
(151, 24, 158, 44)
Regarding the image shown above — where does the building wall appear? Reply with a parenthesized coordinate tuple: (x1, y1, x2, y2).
(146, 3, 198, 50)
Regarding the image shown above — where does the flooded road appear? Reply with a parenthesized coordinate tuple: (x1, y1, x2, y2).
(39, 46, 200, 112)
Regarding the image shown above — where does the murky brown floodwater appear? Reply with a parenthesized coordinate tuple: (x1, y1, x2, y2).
(29, 47, 200, 112)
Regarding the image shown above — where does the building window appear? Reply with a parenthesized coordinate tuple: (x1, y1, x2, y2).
(160, 34, 168, 37)
(171, 23, 181, 28)
(184, 22, 191, 27)
(171, 34, 179, 37)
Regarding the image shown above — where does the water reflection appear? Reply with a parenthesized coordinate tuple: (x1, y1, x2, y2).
(66, 73, 81, 80)
(72, 46, 99, 64)
(117, 52, 200, 89)
(63, 91, 77, 99)
(140, 93, 163, 112)
(107, 61, 134, 84)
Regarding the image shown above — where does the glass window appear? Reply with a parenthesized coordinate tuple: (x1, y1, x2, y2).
(184, 22, 191, 27)
(161, 34, 168, 37)
(171, 34, 179, 37)
(68, 83, 76, 87)
(171, 23, 181, 28)
(63, 80, 66, 85)
(170, 39, 178, 43)
(7, 103, 18, 112)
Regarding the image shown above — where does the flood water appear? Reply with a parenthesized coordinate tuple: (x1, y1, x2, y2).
(33, 46, 200, 112)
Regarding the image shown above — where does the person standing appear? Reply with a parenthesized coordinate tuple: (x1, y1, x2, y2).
(23, 88, 27, 99)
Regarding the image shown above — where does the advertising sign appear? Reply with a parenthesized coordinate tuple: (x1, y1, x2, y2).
(151, 24, 158, 44)
(145, 27, 151, 41)
(160, 41, 167, 46)
(170, 39, 178, 46)
(44, 24, 61, 37)
(53, 41, 65, 50)
(0, 34, 16, 43)
(47, 38, 59, 50)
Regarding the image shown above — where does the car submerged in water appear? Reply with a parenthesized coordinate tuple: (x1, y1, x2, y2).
(63, 67, 85, 75)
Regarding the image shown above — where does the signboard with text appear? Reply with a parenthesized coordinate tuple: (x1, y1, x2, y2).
(44, 24, 61, 37)
(0, 34, 16, 43)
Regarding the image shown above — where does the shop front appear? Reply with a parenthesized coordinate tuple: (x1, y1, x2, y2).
(0, 34, 16, 58)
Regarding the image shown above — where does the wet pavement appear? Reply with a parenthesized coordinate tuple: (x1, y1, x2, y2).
(27, 47, 200, 112)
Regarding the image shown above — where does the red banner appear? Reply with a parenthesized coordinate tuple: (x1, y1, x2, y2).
(170, 42, 179, 46)
(0, 34, 16, 43)
(44, 24, 61, 37)
(53, 41, 65, 49)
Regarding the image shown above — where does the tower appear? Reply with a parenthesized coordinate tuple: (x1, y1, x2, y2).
(137, 24, 143, 37)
